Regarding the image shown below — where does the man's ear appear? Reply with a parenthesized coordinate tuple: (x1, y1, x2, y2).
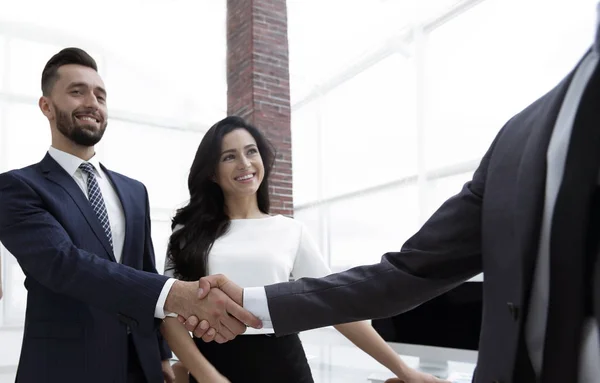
(39, 96, 54, 121)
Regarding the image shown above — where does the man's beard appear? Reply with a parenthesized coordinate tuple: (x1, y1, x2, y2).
(54, 103, 107, 147)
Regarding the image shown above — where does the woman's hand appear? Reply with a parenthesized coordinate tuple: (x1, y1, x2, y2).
(386, 369, 451, 383)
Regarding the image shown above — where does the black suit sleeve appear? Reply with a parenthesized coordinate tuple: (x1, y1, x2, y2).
(265, 126, 505, 336)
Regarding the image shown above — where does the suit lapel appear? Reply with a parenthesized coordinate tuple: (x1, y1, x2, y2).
(514, 70, 577, 306)
(101, 165, 134, 266)
(40, 154, 116, 262)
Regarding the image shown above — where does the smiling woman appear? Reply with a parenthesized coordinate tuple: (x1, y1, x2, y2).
(160, 116, 447, 383)
(167, 116, 276, 282)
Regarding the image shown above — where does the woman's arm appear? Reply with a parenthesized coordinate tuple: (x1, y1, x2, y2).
(160, 317, 230, 383)
(289, 224, 446, 382)
(334, 321, 447, 382)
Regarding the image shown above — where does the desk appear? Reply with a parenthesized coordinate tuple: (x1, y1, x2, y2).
(368, 370, 473, 383)
(300, 328, 476, 383)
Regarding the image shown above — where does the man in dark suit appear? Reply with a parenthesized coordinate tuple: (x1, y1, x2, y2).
(0, 48, 260, 382)
(193, 8, 600, 383)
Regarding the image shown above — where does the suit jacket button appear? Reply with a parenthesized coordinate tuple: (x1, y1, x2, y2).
(507, 302, 519, 321)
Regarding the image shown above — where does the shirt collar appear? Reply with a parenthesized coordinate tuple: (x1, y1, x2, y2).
(48, 146, 103, 178)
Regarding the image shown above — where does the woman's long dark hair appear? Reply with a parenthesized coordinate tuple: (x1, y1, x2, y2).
(166, 116, 276, 281)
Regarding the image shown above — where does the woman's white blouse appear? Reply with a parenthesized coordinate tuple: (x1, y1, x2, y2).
(164, 215, 331, 334)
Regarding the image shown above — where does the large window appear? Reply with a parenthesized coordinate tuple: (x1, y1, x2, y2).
(318, 54, 417, 198)
(424, 0, 597, 171)
(100, 121, 205, 210)
(290, 0, 597, 275)
(0, 246, 26, 327)
(292, 100, 322, 205)
(2, 103, 50, 171)
(7, 39, 81, 97)
(327, 183, 420, 271)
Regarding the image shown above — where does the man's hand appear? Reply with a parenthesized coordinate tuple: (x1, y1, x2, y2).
(180, 274, 247, 342)
(161, 360, 176, 383)
(197, 274, 243, 304)
(164, 280, 261, 342)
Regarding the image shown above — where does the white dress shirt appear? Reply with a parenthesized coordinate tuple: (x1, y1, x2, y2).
(47, 146, 175, 319)
(165, 215, 331, 334)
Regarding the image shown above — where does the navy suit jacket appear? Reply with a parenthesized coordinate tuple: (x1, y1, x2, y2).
(0, 153, 171, 382)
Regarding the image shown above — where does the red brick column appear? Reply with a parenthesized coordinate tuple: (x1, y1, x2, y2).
(227, 0, 293, 217)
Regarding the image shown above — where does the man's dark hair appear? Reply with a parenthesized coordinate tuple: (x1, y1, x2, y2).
(41, 47, 98, 96)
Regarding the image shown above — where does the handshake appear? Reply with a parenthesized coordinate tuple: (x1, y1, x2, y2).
(163, 274, 262, 343)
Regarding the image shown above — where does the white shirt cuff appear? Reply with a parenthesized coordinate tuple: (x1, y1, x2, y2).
(154, 278, 177, 319)
(243, 287, 273, 329)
